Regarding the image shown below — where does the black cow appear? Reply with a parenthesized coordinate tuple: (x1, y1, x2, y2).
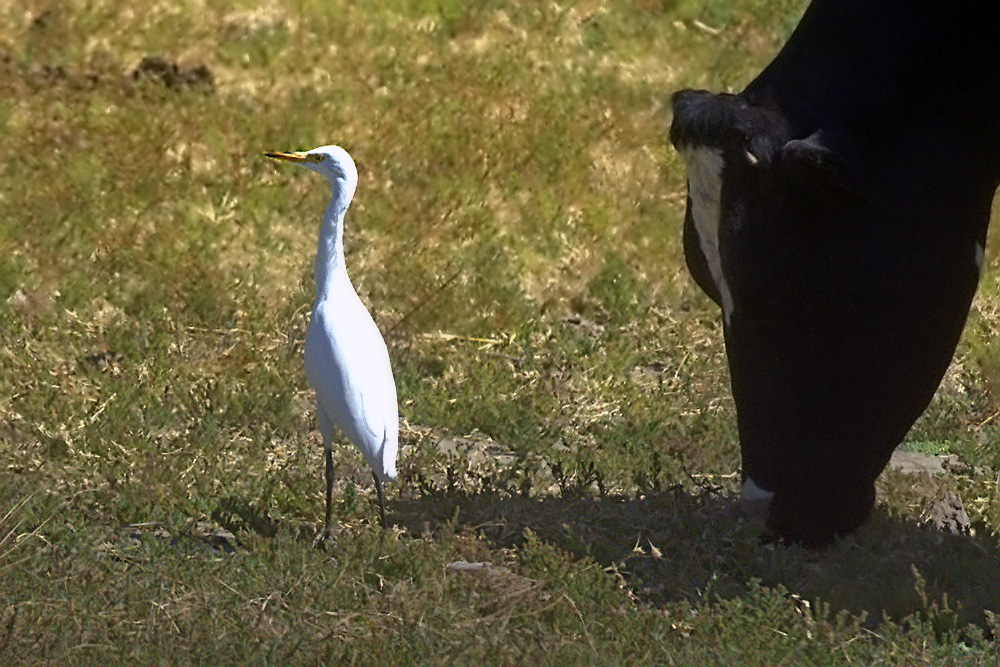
(669, 0, 1000, 546)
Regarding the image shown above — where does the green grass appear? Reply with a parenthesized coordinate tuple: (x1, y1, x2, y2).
(2, 0, 1000, 662)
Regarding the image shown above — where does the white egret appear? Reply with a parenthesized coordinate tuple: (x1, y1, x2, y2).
(265, 145, 398, 537)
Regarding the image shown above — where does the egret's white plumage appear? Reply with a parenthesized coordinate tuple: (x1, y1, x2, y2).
(265, 145, 398, 536)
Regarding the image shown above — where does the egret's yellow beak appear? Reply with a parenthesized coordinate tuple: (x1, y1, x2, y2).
(264, 151, 323, 164)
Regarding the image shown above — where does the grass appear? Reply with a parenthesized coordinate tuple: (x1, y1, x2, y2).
(2, 0, 999, 662)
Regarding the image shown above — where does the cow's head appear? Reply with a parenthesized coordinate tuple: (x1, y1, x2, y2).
(669, 86, 992, 546)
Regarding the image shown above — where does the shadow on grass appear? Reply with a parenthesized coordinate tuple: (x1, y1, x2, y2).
(389, 486, 1000, 632)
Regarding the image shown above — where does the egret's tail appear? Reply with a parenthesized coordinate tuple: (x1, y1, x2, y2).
(375, 432, 398, 483)
(378, 458, 397, 483)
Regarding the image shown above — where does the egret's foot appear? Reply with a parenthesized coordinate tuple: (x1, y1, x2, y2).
(313, 527, 337, 550)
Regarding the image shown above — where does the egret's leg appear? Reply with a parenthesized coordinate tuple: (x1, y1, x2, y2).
(373, 472, 387, 529)
(317, 409, 335, 541)
(324, 446, 334, 537)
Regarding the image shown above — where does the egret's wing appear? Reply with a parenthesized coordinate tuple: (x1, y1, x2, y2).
(306, 300, 398, 480)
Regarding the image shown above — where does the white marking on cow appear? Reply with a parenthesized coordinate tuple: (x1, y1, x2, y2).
(740, 476, 775, 523)
(975, 241, 985, 274)
(679, 146, 734, 325)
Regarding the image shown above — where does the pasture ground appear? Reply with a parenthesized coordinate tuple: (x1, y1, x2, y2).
(2, 0, 999, 663)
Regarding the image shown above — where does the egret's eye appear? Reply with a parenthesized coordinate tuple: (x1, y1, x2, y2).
(311, 154, 325, 163)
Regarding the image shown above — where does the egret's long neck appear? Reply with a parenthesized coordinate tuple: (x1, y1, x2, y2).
(313, 189, 350, 303)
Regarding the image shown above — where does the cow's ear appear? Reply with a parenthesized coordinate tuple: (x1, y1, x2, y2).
(781, 131, 863, 200)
